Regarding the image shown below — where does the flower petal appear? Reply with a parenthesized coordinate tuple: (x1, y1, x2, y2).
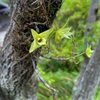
(31, 29, 38, 38)
(55, 27, 73, 43)
(40, 28, 54, 39)
(29, 40, 40, 53)
(85, 45, 94, 58)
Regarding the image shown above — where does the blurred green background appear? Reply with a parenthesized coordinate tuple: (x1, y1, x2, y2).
(1, 0, 100, 100)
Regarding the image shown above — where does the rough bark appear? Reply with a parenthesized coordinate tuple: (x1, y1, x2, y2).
(84, 0, 99, 66)
(72, 0, 99, 97)
(0, 0, 62, 100)
(72, 38, 100, 100)
(83, 0, 99, 68)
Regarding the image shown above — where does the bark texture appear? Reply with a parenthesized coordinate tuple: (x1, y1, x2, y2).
(83, 0, 99, 67)
(0, 0, 62, 100)
(72, 0, 99, 99)
(72, 38, 100, 100)
(72, 0, 99, 97)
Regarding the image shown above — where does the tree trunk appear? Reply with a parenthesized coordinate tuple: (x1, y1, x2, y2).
(72, 0, 99, 99)
(0, 0, 62, 100)
(72, 38, 100, 100)
(72, 0, 99, 98)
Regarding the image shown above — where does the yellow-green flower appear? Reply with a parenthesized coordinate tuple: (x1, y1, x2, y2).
(29, 28, 53, 53)
(55, 19, 73, 43)
(85, 45, 94, 58)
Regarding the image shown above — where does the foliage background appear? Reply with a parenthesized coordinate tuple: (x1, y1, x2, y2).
(37, 0, 100, 100)
(0, 0, 100, 100)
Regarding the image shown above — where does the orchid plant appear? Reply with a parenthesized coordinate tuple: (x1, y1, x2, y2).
(85, 45, 94, 58)
(29, 20, 74, 53)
